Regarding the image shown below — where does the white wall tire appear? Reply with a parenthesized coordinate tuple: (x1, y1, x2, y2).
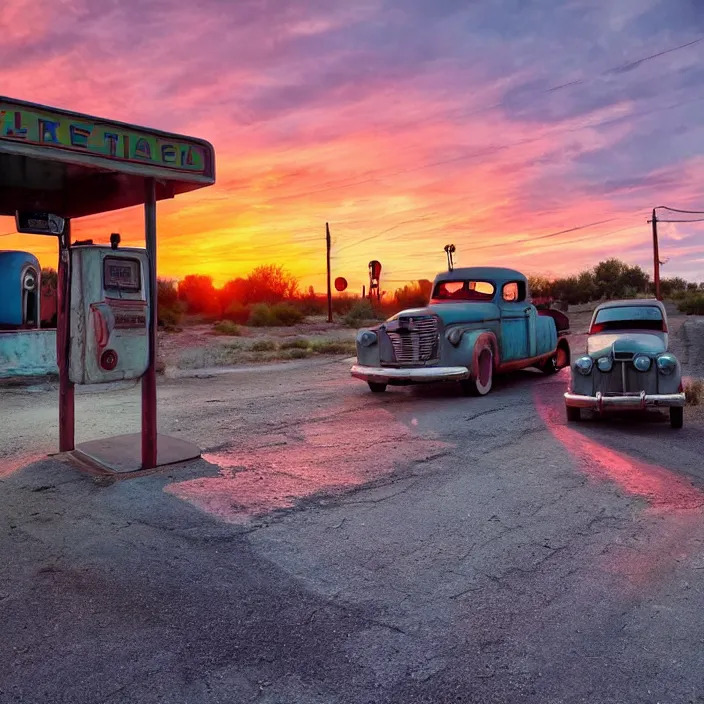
(461, 345, 493, 396)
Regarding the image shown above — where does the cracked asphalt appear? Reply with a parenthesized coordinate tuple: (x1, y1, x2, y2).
(2, 343, 704, 703)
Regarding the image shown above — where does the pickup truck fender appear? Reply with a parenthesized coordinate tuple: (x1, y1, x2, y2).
(457, 330, 500, 378)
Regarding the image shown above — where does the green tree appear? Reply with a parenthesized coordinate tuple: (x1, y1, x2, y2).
(593, 259, 625, 299)
(527, 275, 553, 298)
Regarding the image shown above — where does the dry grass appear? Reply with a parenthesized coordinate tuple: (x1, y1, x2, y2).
(251, 340, 277, 352)
(309, 340, 356, 355)
(212, 321, 242, 336)
(685, 377, 704, 406)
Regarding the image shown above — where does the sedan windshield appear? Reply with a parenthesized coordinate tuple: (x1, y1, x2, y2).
(432, 280, 495, 302)
(590, 305, 665, 333)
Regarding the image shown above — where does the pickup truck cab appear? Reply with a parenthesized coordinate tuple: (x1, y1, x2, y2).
(352, 267, 571, 395)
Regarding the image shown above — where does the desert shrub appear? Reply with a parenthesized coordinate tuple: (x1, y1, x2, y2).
(271, 303, 305, 325)
(280, 338, 310, 350)
(678, 294, 704, 316)
(332, 294, 357, 315)
(296, 297, 327, 316)
(248, 304, 274, 327)
(249, 303, 305, 327)
(343, 300, 378, 327)
(393, 280, 432, 310)
(685, 378, 704, 406)
(158, 279, 185, 328)
(251, 339, 277, 352)
(159, 305, 184, 330)
(223, 302, 250, 325)
(310, 340, 356, 355)
(283, 348, 312, 360)
(213, 320, 242, 336)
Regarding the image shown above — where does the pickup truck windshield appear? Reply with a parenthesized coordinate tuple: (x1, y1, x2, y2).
(591, 306, 665, 333)
(432, 280, 495, 302)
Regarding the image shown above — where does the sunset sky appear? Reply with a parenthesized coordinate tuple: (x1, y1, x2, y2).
(1, 0, 704, 292)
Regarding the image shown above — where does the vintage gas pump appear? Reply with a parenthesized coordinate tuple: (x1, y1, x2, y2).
(68, 242, 149, 384)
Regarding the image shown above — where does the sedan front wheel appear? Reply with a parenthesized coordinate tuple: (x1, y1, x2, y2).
(566, 406, 581, 422)
(670, 406, 684, 429)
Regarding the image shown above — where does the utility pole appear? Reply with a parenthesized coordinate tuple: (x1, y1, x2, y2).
(326, 222, 333, 323)
(649, 209, 661, 300)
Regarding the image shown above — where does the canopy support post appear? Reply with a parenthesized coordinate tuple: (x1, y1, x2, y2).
(141, 178, 158, 469)
(57, 221, 75, 452)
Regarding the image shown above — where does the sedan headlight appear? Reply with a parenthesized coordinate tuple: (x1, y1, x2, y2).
(447, 327, 463, 346)
(357, 330, 377, 348)
(633, 354, 651, 372)
(597, 356, 613, 373)
(656, 353, 677, 375)
(575, 356, 593, 375)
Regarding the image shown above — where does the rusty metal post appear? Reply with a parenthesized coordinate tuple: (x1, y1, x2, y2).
(57, 221, 75, 452)
(651, 208, 661, 300)
(142, 178, 158, 469)
(326, 223, 333, 323)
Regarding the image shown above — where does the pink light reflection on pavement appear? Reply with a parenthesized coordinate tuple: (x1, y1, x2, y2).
(165, 406, 450, 524)
(534, 389, 703, 511)
(534, 388, 703, 587)
(0, 453, 50, 479)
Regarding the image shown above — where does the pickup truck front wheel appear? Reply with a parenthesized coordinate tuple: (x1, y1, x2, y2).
(461, 346, 493, 396)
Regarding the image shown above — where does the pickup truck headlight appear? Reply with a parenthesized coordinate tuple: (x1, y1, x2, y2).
(357, 330, 377, 348)
(575, 356, 593, 375)
(633, 354, 651, 372)
(447, 328, 463, 346)
(656, 353, 677, 375)
(597, 356, 613, 372)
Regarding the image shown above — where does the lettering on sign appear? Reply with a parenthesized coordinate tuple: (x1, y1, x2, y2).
(105, 299, 148, 330)
(113, 310, 147, 329)
(0, 103, 207, 173)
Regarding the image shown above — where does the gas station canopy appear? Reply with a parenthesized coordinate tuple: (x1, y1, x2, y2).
(0, 97, 216, 218)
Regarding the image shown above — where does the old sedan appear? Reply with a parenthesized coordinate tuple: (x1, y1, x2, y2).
(564, 299, 685, 428)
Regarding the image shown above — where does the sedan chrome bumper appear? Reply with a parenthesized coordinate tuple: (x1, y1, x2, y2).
(351, 364, 470, 384)
(564, 391, 686, 411)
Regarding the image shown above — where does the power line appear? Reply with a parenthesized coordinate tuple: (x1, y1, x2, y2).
(374, 222, 647, 279)
(655, 205, 704, 215)
(656, 218, 704, 223)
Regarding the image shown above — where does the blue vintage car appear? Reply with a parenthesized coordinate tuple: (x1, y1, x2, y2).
(565, 299, 685, 428)
(352, 267, 571, 395)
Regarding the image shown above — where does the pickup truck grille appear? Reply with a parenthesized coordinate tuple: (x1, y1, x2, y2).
(386, 315, 439, 364)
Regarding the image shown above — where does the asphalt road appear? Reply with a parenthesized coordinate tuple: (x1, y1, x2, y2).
(2, 352, 704, 703)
